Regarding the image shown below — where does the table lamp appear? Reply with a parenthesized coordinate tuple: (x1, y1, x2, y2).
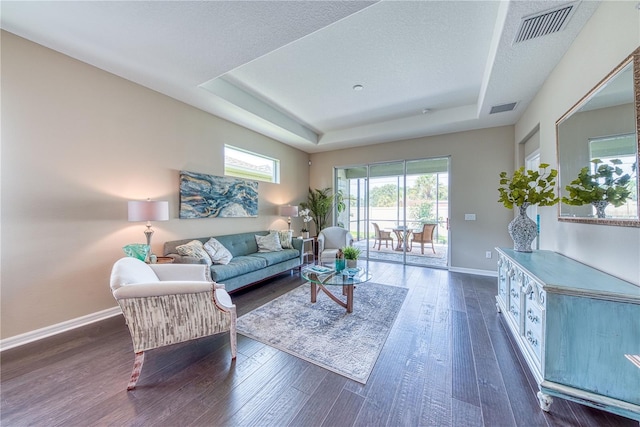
(128, 199, 169, 255)
(278, 205, 298, 230)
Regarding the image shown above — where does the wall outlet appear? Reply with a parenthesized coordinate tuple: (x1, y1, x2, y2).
(464, 213, 476, 221)
(485, 251, 492, 259)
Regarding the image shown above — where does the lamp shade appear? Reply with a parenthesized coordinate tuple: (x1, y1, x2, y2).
(128, 200, 169, 222)
(278, 205, 298, 217)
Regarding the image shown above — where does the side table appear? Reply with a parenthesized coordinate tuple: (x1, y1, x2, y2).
(299, 237, 315, 265)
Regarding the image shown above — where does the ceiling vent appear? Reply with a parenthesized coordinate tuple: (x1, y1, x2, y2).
(490, 102, 517, 114)
(514, 2, 577, 44)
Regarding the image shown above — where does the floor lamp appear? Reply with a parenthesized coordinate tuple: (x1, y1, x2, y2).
(128, 199, 169, 260)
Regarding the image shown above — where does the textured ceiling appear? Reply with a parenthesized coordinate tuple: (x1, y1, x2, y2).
(1, 1, 601, 153)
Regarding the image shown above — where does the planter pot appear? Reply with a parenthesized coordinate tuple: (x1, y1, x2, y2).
(302, 232, 309, 238)
(346, 259, 358, 268)
(508, 203, 538, 253)
(592, 200, 608, 218)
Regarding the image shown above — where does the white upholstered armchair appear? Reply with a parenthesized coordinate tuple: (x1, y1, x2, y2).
(317, 226, 354, 264)
(110, 257, 237, 390)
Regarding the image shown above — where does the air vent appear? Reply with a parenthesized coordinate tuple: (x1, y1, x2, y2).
(514, 3, 576, 44)
(490, 102, 517, 114)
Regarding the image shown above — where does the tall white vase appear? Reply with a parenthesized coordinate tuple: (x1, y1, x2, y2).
(508, 203, 538, 252)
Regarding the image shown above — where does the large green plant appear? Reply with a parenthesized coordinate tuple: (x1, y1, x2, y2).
(498, 164, 559, 209)
(562, 159, 631, 207)
(299, 187, 346, 234)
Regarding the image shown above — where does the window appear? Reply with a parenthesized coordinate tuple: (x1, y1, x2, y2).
(224, 145, 280, 183)
(589, 133, 636, 177)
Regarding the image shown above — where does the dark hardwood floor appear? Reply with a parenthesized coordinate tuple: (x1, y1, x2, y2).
(1, 261, 636, 426)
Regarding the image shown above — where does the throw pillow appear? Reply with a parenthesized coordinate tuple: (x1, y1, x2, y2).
(275, 230, 294, 249)
(204, 237, 233, 265)
(175, 240, 212, 266)
(255, 232, 283, 252)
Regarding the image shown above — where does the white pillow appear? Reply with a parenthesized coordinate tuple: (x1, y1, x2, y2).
(175, 240, 212, 266)
(204, 237, 233, 265)
(276, 230, 294, 249)
(255, 232, 283, 252)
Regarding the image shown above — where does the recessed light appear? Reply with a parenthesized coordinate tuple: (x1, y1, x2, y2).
(422, 108, 431, 114)
(352, 84, 364, 91)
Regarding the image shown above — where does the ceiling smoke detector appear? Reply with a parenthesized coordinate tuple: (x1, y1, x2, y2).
(490, 102, 518, 114)
(514, 2, 577, 44)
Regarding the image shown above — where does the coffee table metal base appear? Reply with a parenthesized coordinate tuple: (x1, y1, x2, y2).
(311, 282, 354, 313)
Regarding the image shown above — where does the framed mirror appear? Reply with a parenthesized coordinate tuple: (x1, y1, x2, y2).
(556, 47, 639, 227)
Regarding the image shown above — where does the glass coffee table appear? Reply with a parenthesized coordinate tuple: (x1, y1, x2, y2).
(301, 264, 372, 313)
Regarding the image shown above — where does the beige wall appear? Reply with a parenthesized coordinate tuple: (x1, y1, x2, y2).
(2, 2, 638, 341)
(1, 32, 310, 339)
(515, 2, 640, 284)
(309, 126, 516, 272)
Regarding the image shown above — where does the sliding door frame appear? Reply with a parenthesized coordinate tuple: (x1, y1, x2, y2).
(334, 156, 450, 268)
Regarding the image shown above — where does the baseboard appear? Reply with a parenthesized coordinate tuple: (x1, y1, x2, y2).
(449, 266, 498, 277)
(0, 307, 122, 352)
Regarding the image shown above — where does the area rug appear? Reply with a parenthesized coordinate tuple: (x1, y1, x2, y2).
(236, 282, 408, 383)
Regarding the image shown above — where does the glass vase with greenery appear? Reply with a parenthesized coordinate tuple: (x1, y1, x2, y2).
(561, 159, 632, 218)
(498, 164, 559, 209)
(498, 164, 558, 252)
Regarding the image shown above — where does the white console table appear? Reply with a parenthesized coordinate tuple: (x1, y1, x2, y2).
(495, 248, 640, 421)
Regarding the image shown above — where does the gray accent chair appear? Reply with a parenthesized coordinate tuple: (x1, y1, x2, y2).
(110, 257, 236, 390)
(317, 226, 354, 264)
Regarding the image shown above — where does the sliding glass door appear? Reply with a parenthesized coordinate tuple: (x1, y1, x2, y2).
(335, 157, 449, 268)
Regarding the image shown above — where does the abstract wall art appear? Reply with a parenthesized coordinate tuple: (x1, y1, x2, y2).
(179, 170, 258, 218)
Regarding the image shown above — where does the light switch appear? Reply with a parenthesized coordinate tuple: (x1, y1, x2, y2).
(465, 214, 476, 221)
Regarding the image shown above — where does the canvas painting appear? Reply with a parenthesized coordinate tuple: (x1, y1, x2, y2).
(179, 170, 258, 218)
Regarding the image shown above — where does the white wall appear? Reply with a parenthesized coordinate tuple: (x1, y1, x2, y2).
(0, 32, 310, 339)
(309, 126, 516, 272)
(515, 2, 640, 284)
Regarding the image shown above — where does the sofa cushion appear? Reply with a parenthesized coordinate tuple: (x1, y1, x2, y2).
(176, 240, 211, 266)
(209, 256, 267, 282)
(204, 237, 233, 265)
(215, 232, 265, 257)
(249, 248, 299, 266)
(255, 232, 283, 252)
(275, 230, 294, 249)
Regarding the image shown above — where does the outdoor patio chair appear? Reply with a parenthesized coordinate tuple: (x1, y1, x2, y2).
(411, 223, 436, 254)
(372, 222, 393, 250)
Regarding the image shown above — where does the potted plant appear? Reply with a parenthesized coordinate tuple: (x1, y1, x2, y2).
(300, 188, 347, 235)
(299, 208, 312, 238)
(342, 246, 361, 268)
(498, 164, 559, 252)
(562, 159, 632, 218)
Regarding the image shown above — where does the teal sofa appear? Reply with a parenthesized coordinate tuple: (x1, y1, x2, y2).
(163, 231, 303, 293)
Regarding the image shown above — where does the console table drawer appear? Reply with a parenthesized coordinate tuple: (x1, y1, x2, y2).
(508, 278, 522, 322)
(523, 278, 545, 366)
(523, 309, 543, 365)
